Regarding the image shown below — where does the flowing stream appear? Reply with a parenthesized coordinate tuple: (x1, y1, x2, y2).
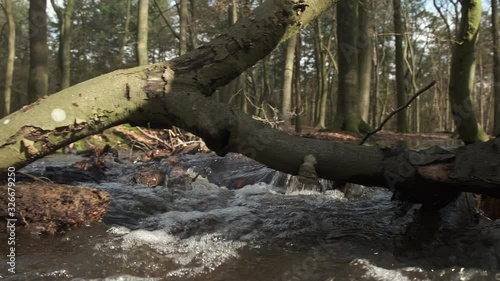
(1, 150, 500, 281)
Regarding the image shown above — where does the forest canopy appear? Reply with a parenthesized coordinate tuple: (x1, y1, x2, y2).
(0, 0, 497, 135)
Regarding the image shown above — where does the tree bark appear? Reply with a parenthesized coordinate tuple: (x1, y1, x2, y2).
(449, 0, 489, 143)
(1, 0, 327, 169)
(393, 0, 408, 133)
(188, 0, 198, 50)
(28, 0, 49, 102)
(0, 0, 499, 203)
(358, 0, 373, 123)
(281, 34, 297, 128)
(179, 0, 189, 55)
(313, 20, 328, 129)
(50, 0, 75, 90)
(137, 0, 149, 66)
(492, 0, 500, 135)
(333, 0, 371, 133)
(1, 0, 15, 117)
(294, 33, 302, 133)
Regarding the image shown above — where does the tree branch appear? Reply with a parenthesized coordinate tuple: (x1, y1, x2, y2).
(153, 0, 180, 40)
(359, 80, 436, 145)
(0, 0, 335, 171)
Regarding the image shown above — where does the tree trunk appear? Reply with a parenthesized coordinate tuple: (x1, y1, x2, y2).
(358, 0, 373, 123)
(179, 0, 188, 55)
(154, 0, 180, 42)
(404, 26, 419, 132)
(281, 35, 297, 128)
(449, 0, 489, 143)
(1, 0, 15, 117)
(333, 0, 371, 133)
(28, 0, 49, 102)
(0, 0, 499, 204)
(61, 0, 74, 89)
(294, 33, 302, 134)
(137, 0, 149, 66)
(313, 20, 327, 129)
(393, 0, 408, 133)
(493, 0, 500, 135)
(50, 0, 75, 90)
(478, 53, 484, 127)
(188, 0, 198, 50)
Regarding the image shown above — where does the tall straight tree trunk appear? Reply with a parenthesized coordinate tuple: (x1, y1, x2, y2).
(449, 0, 489, 143)
(28, 0, 49, 103)
(493, 0, 500, 135)
(179, 0, 188, 55)
(2, 0, 15, 117)
(478, 53, 484, 126)
(294, 33, 302, 133)
(333, 0, 371, 133)
(137, 0, 149, 65)
(393, 0, 408, 133)
(313, 20, 327, 129)
(371, 0, 384, 127)
(281, 34, 297, 128)
(60, 0, 74, 89)
(50, 0, 75, 90)
(188, 0, 198, 49)
(358, 0, 373, 123)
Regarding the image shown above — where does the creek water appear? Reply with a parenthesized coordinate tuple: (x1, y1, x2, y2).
(2, 150, 500, 281)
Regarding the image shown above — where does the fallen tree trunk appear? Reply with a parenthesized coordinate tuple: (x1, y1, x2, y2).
(0, 0, 499, 205)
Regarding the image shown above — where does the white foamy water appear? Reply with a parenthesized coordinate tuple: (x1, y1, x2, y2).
(4, 153, 500, 281)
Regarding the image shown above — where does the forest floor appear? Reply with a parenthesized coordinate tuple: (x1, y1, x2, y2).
(297, 126, 455, 144)
(69, 124, 460, 157)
